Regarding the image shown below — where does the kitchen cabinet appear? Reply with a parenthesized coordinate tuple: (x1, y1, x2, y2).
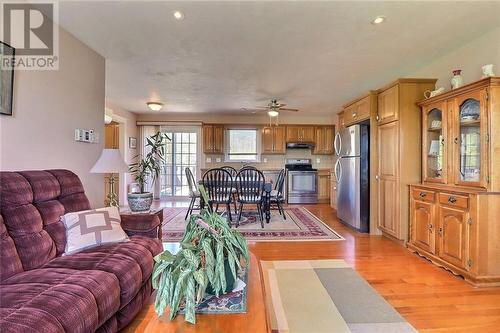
(377, 84, 399, 124)
(286, 126, 314, 142)
(343, 95, 371, 127)
(337, 111, 345, 130)
(330, 171, 337, 209)
(262, 126, 286, 154)
(313, 126, 335, 155)
(408, 77, 500, 287)
(317, 170, 330, 203)
(374, 78, 437, 241)
(203, 124, 224, 154)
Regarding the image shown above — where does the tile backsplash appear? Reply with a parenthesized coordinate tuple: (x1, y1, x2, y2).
(203, 149, 336, 170)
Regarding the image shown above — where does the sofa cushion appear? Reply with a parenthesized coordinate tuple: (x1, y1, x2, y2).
(2, 268, 120, 328)
(43, 236, 161, 307)
(0, 267, 120, 333)
(0, 215, 23, 281)
(61, 206, 129, 255)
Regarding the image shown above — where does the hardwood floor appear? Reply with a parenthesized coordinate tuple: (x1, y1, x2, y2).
(128, 203, 500, 332)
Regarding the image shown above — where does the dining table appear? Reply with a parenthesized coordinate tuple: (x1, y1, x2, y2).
(197, 179, 273, 224)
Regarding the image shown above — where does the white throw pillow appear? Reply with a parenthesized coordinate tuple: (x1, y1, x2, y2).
(61, 206, 129, 255)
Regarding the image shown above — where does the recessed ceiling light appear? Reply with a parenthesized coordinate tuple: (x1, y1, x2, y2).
(147, 102, 163, 111)
(371, 16, 386, 25)
(173, 10, 184, 20)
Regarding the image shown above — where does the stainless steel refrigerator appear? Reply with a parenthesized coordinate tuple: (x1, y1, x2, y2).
(334, 124, 370, 232)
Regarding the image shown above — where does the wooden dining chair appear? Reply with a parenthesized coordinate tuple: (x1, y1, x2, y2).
(235, 168, 265, 228)
(221, 166, 238, 214)
(202, 168, 234, 224)
(270, 168, 286, 220)
(184, 167, 200, 220)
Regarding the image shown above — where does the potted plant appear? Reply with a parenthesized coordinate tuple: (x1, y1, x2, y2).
(128, 132, 169, 212)
(152, 187, 249, 324)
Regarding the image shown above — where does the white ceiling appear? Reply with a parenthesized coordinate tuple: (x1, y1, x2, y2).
(56, 1, 499, 116)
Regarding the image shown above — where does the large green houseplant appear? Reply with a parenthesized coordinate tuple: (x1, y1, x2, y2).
(128, 132, 169, 212)
(152, 187, 249, 324)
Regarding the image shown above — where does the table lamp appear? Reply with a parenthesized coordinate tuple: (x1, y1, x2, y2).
(91, 149, 129, 207)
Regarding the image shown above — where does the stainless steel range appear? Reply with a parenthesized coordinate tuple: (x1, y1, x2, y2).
(285, 159, 318, 204)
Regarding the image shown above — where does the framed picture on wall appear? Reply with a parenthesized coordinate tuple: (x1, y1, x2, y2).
(129, 137, 137, 149)
(0, 41, 15, 116)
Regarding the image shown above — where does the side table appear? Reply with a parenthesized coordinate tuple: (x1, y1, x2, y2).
(120, 208, 164, 240)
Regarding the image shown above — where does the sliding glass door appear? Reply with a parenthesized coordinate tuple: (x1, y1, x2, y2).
(160, 128, 199, 198)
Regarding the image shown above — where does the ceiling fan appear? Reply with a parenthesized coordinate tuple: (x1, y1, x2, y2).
(242, 99, 299, 125)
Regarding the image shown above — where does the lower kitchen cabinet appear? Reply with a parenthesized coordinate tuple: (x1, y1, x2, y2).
(317, 170, 330, 203)
(330, 171, 337, 209)
(408, 184, 500, 287)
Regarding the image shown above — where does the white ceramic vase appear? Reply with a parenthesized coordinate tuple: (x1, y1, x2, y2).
(451, 70, 463, 90)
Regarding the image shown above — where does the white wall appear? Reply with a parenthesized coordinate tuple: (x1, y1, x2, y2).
(0, 27, 106, 208)
(410, 27, 500, 90)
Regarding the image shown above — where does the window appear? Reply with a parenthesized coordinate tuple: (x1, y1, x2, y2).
(226, 128, 259, 162)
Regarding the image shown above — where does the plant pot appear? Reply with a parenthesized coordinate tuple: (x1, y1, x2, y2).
(127, 192, 153, 212)
(205, 259, 236, 295)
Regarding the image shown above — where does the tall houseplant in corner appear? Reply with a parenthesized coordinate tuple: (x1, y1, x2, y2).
(128, 132, 169, 212)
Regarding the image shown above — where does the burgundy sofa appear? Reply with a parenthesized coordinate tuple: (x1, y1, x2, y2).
(0, 170, 163, 332)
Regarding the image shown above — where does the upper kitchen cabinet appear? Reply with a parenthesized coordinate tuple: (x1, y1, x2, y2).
(262, 126, 286, 154)
(313, 125, 335, 155)
(337, 111, 345, 130)
(203, 124, 224, 154)
(418, 77, 500, 191)
(377, 84, 399, 124)
(286, 126, 315, 142)
(374, 78, 437, 241)
(343, 93, 374, 127)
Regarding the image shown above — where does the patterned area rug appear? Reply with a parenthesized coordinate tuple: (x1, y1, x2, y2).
(162, 207, 344, 242)
(261, 260, 417, 333)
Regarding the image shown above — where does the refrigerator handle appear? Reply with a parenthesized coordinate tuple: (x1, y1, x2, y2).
(334, 132, 342, 156)
(334, 159, 342, 182)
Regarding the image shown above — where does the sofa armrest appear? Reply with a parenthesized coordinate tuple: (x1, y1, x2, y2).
(120, 214, 161, 239)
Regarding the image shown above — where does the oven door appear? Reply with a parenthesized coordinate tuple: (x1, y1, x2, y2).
(287, 171, 318, 203)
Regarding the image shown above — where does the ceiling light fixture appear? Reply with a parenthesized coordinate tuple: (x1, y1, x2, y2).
(147, 102, 163, 111)
(371, 16, 386, 25)
(268, 110, 279, 117)
(173, 10, 184, 20)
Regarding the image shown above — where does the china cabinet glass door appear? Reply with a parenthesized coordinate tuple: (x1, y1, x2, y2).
(424, 105, 446, 183)
(453, 89, 487, 188)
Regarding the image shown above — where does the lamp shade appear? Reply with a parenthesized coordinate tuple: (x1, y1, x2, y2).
(90, 149, 129, 173)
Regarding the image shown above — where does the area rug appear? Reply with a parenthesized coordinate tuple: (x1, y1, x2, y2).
(162, 207, 344, 242)
(179, 267, 248, 315)
(260, 260, 417, 333)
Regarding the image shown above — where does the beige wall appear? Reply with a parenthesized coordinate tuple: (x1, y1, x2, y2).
(105, 102, 138, 204)
(410, 27, 499, 90)
(0, 27, 106, 208)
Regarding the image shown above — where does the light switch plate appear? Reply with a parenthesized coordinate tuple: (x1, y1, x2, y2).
(215, 157, 222, 163)
(206, 157, 212, 163)
(316, 158, 321, 164)
(263, 157, 268, 163)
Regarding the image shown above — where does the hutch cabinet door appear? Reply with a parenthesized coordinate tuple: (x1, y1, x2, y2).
(451, 88, 488, 188)
(411, 200, 436, 253)
(422, 101, 448, 184)
(377, 85, 399, 124)
(437, 206, 469, 270)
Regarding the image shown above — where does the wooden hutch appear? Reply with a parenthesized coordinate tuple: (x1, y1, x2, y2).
(409, 77, 500, 287)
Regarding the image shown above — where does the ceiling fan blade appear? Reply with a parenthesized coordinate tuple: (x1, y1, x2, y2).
(279, 108, 299, 112)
